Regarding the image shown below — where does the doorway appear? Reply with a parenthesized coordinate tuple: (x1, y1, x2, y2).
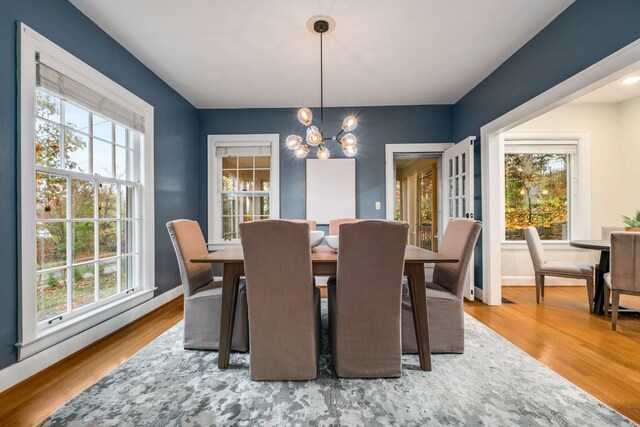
(394, 156, 439, 251)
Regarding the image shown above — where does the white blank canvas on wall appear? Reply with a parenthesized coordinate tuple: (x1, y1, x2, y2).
(306, 159, 356, 225)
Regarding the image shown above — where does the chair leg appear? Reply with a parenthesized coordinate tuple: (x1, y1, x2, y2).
(611, 290, 621, 331)
(540, 274, 545, 298)
(585, 276, 594, 313)
(535, 273, 542, 304)
(602, 285, 610, 317)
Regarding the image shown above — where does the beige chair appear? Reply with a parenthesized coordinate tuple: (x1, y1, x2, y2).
(603, 232, 640, 330)
(328, 220, 408, 378)
(524, 226, 596, 312)
(166, 220, 249, 351)
(290, 219, 317, 230)
(329, 218, 360, 236)
(601, 226, 625, 241)
(402, 219, 482, 354)
(239, 220, 321, 380)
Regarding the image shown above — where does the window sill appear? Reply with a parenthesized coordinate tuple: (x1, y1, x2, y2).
(207, 242, 242, 251)
(501, 240, 578, 251)
(16, 288, 156, 360)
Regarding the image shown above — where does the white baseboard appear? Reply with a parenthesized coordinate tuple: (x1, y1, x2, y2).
(473, 286, 483, 302)
(501, 276, 586, 286)
(0, 285, 183, 394)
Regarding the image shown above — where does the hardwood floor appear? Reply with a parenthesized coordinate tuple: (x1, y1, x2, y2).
(0, 296, 184, 427)
(2, 287, 639, 425)
(466, 286, 640, 423)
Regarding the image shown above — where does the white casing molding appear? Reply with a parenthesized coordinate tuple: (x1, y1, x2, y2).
(481, 37, 640, 306)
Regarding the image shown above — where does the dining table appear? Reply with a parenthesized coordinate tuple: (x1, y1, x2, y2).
(191, 244, 460, 372)
(569, 239, 610, 315)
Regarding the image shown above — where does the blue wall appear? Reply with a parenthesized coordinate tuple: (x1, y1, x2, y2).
(0, 0, 198, 370)
(197, 106, 453, 235)
(453, 0, 640, 289)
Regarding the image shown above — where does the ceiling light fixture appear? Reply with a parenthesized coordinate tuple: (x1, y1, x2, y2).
(285, 17, 358, 160)
(622, 76, 640, 85)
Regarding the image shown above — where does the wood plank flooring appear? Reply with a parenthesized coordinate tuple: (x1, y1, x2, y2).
(0, 296, 184, 427)
(465, 286, 640, 423)
(1, 286, 639, 425)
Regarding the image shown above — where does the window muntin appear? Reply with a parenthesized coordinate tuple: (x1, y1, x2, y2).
(504, 148, 572, 241)
(219, 155, 271, 240)
(35, 88, 140, 325)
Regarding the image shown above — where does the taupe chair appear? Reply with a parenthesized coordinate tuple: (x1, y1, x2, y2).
(603, 232, 640, 330)
(402, 219, 481, 354)
(166, 220, 249, 351)
(602, 226, 625, 241)
(328, 220, 408, 378)
(329, 218, 360, 236)
(290, 219, 317, 230)
(239, 220, 321, 380)
(524, 226, 596, 312)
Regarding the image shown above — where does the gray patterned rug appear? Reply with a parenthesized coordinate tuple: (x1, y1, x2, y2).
(44, 302, 635, 426)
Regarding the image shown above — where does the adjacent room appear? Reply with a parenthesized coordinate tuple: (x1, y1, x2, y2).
(1, 0, 640, 425)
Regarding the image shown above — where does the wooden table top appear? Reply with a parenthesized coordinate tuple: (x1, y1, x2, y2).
(191, 244, 459, 264)
(569, 240, 610, 251)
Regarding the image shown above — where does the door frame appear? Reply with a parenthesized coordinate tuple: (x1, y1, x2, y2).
(385, 143, 453, 228)
(480, 39, 640, 306)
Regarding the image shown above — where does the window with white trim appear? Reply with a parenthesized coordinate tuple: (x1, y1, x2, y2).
(208, 135, 280, 246)
(502, 138, 588, 242)
(19, 24, 155, 359)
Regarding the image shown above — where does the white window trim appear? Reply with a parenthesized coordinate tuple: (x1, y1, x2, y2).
(18, 23, 155, 360)
(499, 132, 591, 248)
(207, 134, 280, 249)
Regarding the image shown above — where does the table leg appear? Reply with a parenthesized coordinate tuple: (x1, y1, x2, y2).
(593, 251, 610, 315)
(406, 263, 432, 371)
(218, 263, 242, 369)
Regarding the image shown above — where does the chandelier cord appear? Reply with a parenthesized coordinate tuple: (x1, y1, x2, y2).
(320, 31, 324, 135)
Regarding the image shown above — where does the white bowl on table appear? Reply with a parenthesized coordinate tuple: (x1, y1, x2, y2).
(325, 235, 339, 251)
(310, 230, 325, 249)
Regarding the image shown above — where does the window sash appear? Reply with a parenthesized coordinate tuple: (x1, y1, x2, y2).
(503, 150, 574, 241)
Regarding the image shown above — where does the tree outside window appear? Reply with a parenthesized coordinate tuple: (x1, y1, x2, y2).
(504, 153, 569, 241)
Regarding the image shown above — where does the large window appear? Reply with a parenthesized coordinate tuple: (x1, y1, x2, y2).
(19, 24, 154, 359)
(208, 135, 279, 246)
(503, 138, 588, 242)
(35, 88, 139, 323)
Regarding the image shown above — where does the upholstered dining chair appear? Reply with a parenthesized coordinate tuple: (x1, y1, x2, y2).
(524, 226, 596, 312)
(239, 220, 321, 380)
(401, 219, 481, 354)
(290, 219, 317, 230)
(603, 232, 640, 330)
(601, 226, 625, 241)
(328, 220, 408, 378)
(166, 220, 249, 351)
(329, 218, 360, 236)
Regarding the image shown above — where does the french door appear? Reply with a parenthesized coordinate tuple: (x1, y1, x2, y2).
(442, 137, 475, 300)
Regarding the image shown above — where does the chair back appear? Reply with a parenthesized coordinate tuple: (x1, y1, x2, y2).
(610, 232, 640, 292)
(166, 220, 212, 298)
(601, 226, 625, 241)
(239, 220, 317, 379)
(290, 219, 317, 230)
(334, 220, 408, 376)
(524, 226, 546, 271)
(329, 218, 360, 236)
(433, 219, 482, 299)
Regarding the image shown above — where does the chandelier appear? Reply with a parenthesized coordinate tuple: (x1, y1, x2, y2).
(285, 17, 358, 160)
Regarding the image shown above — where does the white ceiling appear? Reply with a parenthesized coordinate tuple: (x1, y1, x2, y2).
(572, 71, 640, 104)
(70, 0, 573, 108)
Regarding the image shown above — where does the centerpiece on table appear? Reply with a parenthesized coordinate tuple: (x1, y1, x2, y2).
(621, 210, 640, 232)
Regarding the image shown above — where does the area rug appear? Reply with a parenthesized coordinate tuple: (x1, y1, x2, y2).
(44, 302, 635, 426)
